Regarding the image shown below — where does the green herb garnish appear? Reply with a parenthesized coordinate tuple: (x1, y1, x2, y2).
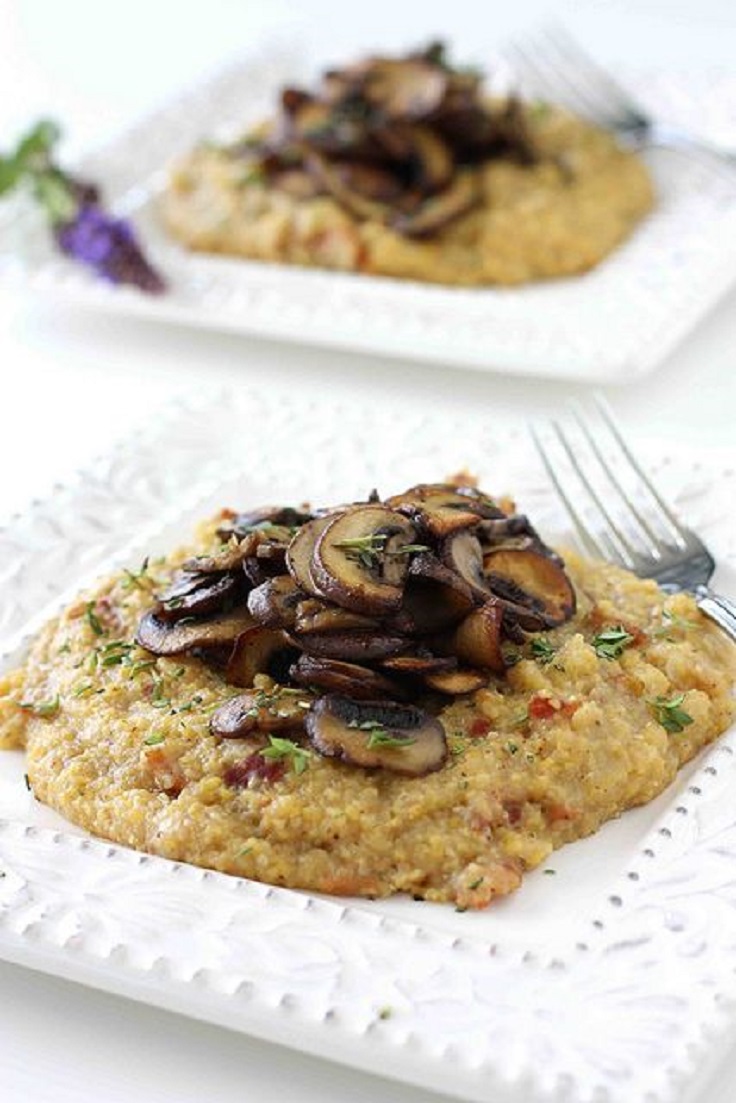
(334, 534, 428, 570)
(121, 557, 151, 591)
(85, 600, 106, 637)
(365, 729, 416, 750)
(20, 695, 60, 718)
(143, 732, 165, 746)
(530, 637, 557, 665)
(653, 610, 699, 638)
(592, 626, 635, 660)
(260, 736, 313, 775)
(648, 693, 694, 734)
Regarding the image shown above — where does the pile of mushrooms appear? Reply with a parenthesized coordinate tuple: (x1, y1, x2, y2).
(136, 485, 575, 777)
(237, 42, 535, 237)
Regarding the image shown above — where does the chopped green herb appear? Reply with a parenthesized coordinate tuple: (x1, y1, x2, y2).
(128, 659, 157, 678)
(72, 682, 95, 698)
(24, 773, 32, 791)
(150, 679, 171, 710)
(236, 845, 253, 858)
(543, 868, 557, 875)
(20, 695, 60, 718)
(58, 641, 72, 654)
(121, 558, 151, 591)
(592, 626, 635, 660)
(260, 736, 313, 775)
(504, 740, 519, 755)
(530, 637, 557, 665)
(85, 601, 106, 636)
(468, 877, 484, 890)
(334, 533, 427, 570)
(501, 644, 521, 667)
(365, 729, 416, 750)
(648, 693, 693, 734)
(143, 732, 165, 746)
(653, 610, 698, 637)
(378, 1005, 393, 1021)
(509, 709, 529, 728)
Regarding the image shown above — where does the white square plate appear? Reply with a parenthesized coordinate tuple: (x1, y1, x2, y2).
(1, 50, 736, 381)
(1, 386, 735, 1103)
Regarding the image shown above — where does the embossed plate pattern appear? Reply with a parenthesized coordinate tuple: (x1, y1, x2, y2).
(0, 52, 735, 380)
(0, 387, 735, 1103)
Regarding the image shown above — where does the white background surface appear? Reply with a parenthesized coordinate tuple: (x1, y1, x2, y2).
(1, 2, 735, 1101)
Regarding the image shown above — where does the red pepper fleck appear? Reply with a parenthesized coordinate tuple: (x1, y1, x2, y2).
(561, 699, 580, 718)
(528, 694, 557, 720)
(225, 753, 285, 788)
(469, 717, 492, 738)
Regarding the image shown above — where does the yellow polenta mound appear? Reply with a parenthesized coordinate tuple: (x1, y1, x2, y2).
(163, 109, 653, 287)
(0, 519, 733, 910)
(161, 41, 654, 287)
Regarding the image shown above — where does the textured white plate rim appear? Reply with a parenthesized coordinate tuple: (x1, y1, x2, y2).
(1, 386, 736, 1103)
(1, 49, 736, 382)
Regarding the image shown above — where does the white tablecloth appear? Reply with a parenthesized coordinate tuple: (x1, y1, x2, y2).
(1, 2, 735, 1101)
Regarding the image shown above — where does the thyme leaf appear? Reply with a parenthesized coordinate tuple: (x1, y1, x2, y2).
(648, 693, 693, 734)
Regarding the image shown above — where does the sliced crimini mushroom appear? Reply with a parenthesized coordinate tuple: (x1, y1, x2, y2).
(155, 570, 240, 622)
(285, 513, 335, 598)
(391, 171, 480, 237)
(332, 161, 405, 204)
(405, 124, 453, 193)
(306, 695, 447, 776)
(225, 627, 298, 687)
(247, 575, 303, 629)
(242, 528, 292, 586)
(210, 690, 310, 738)
(440, 529, 492, 602)
(385, 484, 484, 537)
(312, 505, 419, 615)
(272, 169, 325, 200)
(423, 667, 487, 695)
(483, 547, 576, 627)
(183, 539, 252, 573)
(294, 598, 380, 635)
(218, 505, 312, 541)
(305, 153, 392, 223)
(290, 655, 404, 700)
(361, 57, 449, 120)
(402, 553, 475, 632)
(136, 608, 256, 656)
(451, 599, 506, 672)
(380, 653, 457, 675)
(288, 629, 410, 663)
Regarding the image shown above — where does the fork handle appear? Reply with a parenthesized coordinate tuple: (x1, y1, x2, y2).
(646, 122, 736, 170)
(695, 586, 736, 642)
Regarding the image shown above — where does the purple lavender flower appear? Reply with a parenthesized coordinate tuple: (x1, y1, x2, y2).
(1, 120, 166, 294)
(55, 201, 165, 294)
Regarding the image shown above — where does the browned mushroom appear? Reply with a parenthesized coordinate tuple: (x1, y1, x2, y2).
(136, 608, 256, 656)
(225, 627, 298, 687)
(285, 513, 335, 598)
(306, 695, 447, 775)
(312, 505, 420, 614)
(183, 539, 253, 573)
(288, 629, 410, 663)
(401, 553, 475, 633)
(217, 505, 312, 541)
(361, 57, 449, 119)
(404, 124, 453, 193)
(290, 655, 404, 700)
(385, 483, 485, 537)
(380, 653, 457, 675)
(451, 599, 506, 672)
(211, 690, 310, 738)
(391, 171, 480, 237)
(440, 529, 492, 602)
(305, 153, 392, 223)
(247, 575, 303, 628)
(293, 599, 381, 635)
(155, 570, 241, 622)
(484, 547, 575, 627)
(423, 667, 487, 694)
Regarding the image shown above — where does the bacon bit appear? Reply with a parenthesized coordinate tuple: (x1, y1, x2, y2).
(503, 800, 523, 826)
(561, 699, 580, 718)
(528, 694, 558, 720)
(224, 753, 285, 788)
(142, 746, 185, 797)
(95, 595, 124, 633)
(454, 859, 523, 910)
(318, 872, 382, 896)
(469, 716, 492, 738)
(546, 802, 579, 824)
(218, 508, 238, 521)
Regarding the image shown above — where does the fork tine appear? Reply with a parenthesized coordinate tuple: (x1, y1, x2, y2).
(530, 28, 627, 125)
(530, 425, 606, 559)
(593, 396, 690, 550)
(504, 41, 570, 107)
(570, 406, 665, 559)
(542, 24, 647, 124)
(550, 421, 642, 568)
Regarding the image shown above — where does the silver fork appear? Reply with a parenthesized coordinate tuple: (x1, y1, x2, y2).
(531, 398, 736, 641)
(506, 24, 736, 173)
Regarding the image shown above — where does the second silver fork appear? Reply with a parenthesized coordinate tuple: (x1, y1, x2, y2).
(531, 399, 736, 641)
